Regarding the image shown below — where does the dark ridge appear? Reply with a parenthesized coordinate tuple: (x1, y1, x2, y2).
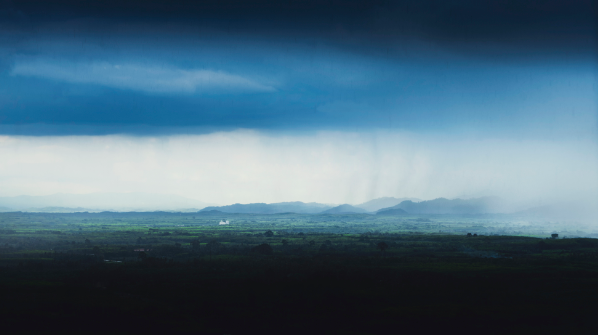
(376, 208, 408, 215)
(320, 204, 368, 214)
(200, 202, 332, 214)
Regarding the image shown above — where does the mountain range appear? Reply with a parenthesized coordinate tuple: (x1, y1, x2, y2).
(200, 197, 427, 214)
(1, 193, 563, 216)
(200, 202, 332, 214)
(200, 197, 506, 215)
(376, 197, 506, 215)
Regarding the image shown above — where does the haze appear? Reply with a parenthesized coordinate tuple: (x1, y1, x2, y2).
(1, 131, 596, 209)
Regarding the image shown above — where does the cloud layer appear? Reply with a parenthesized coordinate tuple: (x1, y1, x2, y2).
(11, 59, 275, 94)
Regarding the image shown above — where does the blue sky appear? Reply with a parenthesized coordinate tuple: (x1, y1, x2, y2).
(0, 0, 596, 208)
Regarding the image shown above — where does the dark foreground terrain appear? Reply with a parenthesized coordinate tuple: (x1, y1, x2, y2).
(1, 211, 597, 334)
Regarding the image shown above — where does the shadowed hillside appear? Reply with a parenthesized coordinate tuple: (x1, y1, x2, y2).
(320, 204, 368, 214)
(378, 197, 506, 215)
(200, 201, 332, 214)
(356, 197, 420, 212)
(376, 208, 408, 215)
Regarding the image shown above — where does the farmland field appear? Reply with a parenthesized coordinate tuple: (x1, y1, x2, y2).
(1, 211, 598, 333)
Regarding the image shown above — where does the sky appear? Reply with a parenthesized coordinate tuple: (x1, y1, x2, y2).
(0, 0, 596, 207)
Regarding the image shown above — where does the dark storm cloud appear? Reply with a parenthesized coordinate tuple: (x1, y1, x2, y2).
(1, 0, 595, 57)
(0, 0, 595, 135)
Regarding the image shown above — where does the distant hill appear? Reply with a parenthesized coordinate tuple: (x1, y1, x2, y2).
(0, 193, 212, 212)
(376, 208, 408, 215)
(355, 197, 421, 212)
(200, 202, 332, 214)
(320, 204, 368, 214)
(377, 197, 505, 214)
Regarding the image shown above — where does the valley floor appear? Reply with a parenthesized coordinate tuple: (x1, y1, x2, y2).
(1, 211, 597, 333)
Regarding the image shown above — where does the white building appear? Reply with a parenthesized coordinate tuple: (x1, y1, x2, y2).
(219, 220, 230, 225)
